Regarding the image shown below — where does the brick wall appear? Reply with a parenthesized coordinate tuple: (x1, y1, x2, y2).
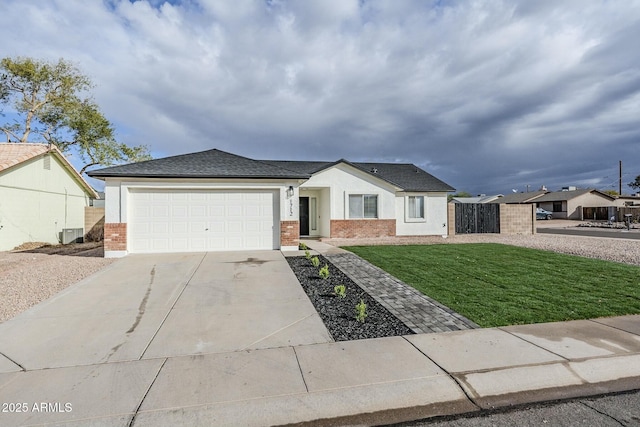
(330, 219, 396, 238)
(500, 204, 536, 235)
(104, 223, 127, 251)
(280, 220, 300, 247)
(84, 207, 105, 241)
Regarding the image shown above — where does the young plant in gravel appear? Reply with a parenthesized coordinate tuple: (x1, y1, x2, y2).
(333, 284, 346, 298)
(299, 242, 308, 250)
(355, 299, 368, 323)
(304, 249, 312, 260)
(310, 256, 320, 268)
(318, 264, 330, 280)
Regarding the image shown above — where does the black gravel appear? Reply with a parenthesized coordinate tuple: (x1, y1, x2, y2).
(287, 255, 414, 341)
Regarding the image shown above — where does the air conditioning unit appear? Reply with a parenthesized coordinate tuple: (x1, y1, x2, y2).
(61, 228, 84, 244)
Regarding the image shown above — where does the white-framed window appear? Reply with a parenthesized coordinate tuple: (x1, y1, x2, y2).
(405, 195, 426, 222)
(349, 194, 378, 218)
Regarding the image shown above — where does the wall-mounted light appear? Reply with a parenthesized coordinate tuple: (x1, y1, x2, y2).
(287, 185, 294, 198)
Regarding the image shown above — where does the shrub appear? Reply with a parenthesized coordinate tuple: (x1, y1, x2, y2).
(318, 264, 330, 280)
(310, 256, 320, 268)
(305, 249, 311, 260)
(299, 242, 308, 250)
(355, 299, 367, 323)
(334, 284, 346, 298)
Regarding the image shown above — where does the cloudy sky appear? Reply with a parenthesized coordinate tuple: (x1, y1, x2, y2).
(1, 0, 640, 195)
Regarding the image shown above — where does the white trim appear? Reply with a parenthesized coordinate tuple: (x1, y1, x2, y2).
(280, 245, 299, 252)
(405, 194, 427, 223)
(344, 191, 382, 219)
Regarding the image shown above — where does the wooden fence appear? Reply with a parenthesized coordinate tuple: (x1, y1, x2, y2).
(454, 203, 500, 234)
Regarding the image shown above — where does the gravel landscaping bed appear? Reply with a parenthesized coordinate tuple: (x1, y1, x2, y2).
(287, 255, 414, 341)
(0, 245, 114, 323)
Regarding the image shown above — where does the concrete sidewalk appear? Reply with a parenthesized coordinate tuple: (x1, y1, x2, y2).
(0, 247, 639, 426)
(0, 316, 639, 426)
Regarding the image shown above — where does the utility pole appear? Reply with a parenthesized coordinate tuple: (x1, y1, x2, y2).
(619, 160, 622, 195)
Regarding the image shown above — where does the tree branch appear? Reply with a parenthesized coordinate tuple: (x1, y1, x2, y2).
(0, 126, 21, 142)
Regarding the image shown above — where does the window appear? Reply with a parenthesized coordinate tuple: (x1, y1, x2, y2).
(310, 197, 317, 231)
(407, 196, 424, 219)
(552, 201, 563, 212)
(349, 194, 378, 218)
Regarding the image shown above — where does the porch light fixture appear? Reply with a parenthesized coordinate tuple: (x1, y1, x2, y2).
(287, 186, 294, 197)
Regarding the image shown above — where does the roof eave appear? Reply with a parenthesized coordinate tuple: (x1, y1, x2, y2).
(87, 173, 311, 180)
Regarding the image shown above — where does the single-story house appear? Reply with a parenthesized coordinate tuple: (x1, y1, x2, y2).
(87, 148, 454, 258)
(0, 143, 98, 251)
(533, 189, 616, 219)
(496, 188, 616, 220)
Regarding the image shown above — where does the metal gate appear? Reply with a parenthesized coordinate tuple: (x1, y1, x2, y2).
(455, 203, 500, 234)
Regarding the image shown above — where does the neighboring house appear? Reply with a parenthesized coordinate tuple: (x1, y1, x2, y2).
(614, 195, 640, 207)
(496, 188, 617, 220)
(87, 148, 454, 258)
(533, 189, 616, 220)
(450, 194, 503, 204)
(0, 143, 98, 251)
(495, 190, 548, 205)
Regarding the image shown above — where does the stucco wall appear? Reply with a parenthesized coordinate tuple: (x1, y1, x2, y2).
(395, 192, 448, 236)
(0, 154, 90, 250)
(301, 164, 396, 220)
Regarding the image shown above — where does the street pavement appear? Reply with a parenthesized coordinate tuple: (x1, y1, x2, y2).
(387, 389, 640, 426)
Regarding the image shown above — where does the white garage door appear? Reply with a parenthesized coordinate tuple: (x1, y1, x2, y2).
(129, 189, 278, 253)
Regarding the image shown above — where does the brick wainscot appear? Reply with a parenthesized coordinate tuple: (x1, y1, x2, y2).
(330, 219, 396, 239)
(104, 223, 127, 251)
(280, 220, 300, 247)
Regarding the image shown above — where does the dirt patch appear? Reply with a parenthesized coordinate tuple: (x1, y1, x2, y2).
(12, 241, 104, 257)
(0, 244, 114, 323)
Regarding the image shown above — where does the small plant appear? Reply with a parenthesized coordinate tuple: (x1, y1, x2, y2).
(299, 242, 308, 250)
(355, 299, 367, 323)
(318, 264, 330, 280)
(334, 284, 346, 298)
(310, 256, 320, 268)
(304, 249, 312, 260)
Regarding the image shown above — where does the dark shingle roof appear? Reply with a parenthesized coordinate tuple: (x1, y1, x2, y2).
(263, 159, 455, 192)
(88, 148, 455, 192)
(87, 149, 310, 179)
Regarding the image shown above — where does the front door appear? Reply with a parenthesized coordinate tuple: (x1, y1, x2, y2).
(299, 197, 310, 236)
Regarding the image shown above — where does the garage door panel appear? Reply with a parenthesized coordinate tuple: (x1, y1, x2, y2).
(129, 189, 277, 253)
(227, 206, 242, 216)
(227, 221, 243, 233)
(191, 206, 206, 217)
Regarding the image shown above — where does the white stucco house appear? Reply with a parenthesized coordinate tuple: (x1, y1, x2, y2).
(0, 143, 98, 251)
(87, 149, 455, 258)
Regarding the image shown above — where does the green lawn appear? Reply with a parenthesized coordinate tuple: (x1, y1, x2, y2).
(343, 243, 640, 327)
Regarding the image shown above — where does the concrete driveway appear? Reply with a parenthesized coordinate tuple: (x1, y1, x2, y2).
(0, 251, 332, 370)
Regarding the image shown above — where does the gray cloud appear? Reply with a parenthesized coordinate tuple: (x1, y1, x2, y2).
(1, 0, 639, 194)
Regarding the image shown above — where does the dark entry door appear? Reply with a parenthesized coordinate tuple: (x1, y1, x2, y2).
(299, 197, 310, 236)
